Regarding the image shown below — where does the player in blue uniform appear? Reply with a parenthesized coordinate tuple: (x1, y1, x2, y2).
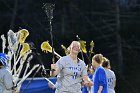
(92, 54, 108, 93)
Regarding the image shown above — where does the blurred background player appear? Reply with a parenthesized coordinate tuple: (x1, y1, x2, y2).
(0, 53, 14, 93)
(102, 57, 116, 93)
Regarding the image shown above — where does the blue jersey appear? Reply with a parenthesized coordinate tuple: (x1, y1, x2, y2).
(93, 66, 108, 93)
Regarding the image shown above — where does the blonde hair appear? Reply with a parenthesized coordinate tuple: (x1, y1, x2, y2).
(102, 57, 110, 68)
(67, 41, 80, 51)
(92, 54, 103, 64)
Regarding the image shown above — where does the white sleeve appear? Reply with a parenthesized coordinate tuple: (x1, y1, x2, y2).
(81, 62, 87, 76)
(56, 57, 64, 70)
(4, 71, 13, 90)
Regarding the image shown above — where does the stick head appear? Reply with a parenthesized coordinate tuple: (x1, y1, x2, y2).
(79, 40, 87, 53)
(41, 41, 52, 53)
(20, 43, 31, 56)
(19, 29, 29, 44)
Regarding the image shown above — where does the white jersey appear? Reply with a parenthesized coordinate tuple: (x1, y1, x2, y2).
(55, 55, 87, 93)
(0, 67, 13, 93)
(105, 69, 116, 93)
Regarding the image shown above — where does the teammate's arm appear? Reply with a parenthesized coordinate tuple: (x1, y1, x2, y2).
(97, 86, 103, 93)
(82, 75, 93, 87)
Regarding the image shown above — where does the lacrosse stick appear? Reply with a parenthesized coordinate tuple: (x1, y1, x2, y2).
(17, 64, 40, 87)
(15, 29, 29, 60)
(61, 44, 70, 55)
(1, 34, 6, 53)
(7, 30, 19, 70)
(41, 41, 61, 58)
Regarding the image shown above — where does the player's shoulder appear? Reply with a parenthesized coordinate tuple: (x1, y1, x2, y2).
(57, 55, 71, 64)
(59, 55, 68, 60)
(109, 69, 115, 73)
(78, 58, 84, 62)
(78, 58, 86, 65)
(107, 69, 116, 76)
(98, 66, 106, 72)
(0, 67, 11, 75)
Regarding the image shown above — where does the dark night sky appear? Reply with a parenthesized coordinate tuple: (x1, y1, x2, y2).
(0, 0, 140, 93)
